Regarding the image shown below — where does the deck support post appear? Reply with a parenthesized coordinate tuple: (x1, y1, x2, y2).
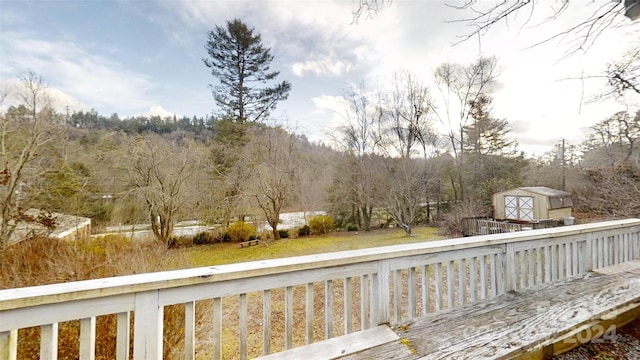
(585, 235, 593, 272)
(374, 260, 390, 325)
(133, 291, 163, 359)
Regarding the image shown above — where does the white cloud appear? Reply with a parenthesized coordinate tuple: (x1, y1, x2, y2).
(311, 94, 346, 114)
(0, 78, 90, 114)
(0, 31, 157, 115)
(145, 105, 175, 118)
(292, 52, 353, 77)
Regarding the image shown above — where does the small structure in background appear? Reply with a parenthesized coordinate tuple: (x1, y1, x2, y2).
(462, 187, 574, 236)
(493, 186, 573, 224)
(8, 209, 91, 245)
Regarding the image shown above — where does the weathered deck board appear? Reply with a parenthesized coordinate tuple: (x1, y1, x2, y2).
(255, 325, 399, 360)
(344, 260, 640, 360)
(338, 339, 418, 360)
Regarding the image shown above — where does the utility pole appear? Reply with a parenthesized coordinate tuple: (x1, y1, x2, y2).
(561, 139, 566, 191)
(556, 139, 566, 191)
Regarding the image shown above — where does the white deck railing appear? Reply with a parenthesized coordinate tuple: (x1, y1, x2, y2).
(1, 219, 639, 360)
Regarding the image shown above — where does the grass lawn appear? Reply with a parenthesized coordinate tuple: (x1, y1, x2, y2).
(177, 226, 445, 268)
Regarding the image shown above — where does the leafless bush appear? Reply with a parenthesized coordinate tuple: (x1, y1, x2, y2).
(441, 199, 492, 236)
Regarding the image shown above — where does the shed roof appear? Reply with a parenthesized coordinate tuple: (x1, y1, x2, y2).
(497, 187, 571, 197)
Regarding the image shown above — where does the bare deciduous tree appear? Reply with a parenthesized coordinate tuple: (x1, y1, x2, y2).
(353, 1, 637, 54)
(331, 82, 385, 231)
(381, 71, 437, 159)
(434, 57, 498, 201)
(0, 72, 61, 250)
(582, 110, 640, 166)
(241, 127, 300, 240)
(575, 164, 640, 218)
(378, 71, 440, 234)
(125, 134, 197, 246)
(449, 1, 635, 52)
(606, 45, 640, 98)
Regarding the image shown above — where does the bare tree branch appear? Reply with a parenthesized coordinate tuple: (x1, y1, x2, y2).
(449, 0, 630, 55)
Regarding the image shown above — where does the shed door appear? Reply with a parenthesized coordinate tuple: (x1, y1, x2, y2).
(504, 195, 534, 221)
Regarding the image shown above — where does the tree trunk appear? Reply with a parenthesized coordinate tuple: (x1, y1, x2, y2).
(361, 206, 373, 231)
(272, 226, 280, 240)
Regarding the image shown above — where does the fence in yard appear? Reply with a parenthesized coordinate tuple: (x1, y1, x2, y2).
(1, 219, 639, 360)
(461, 217, 524, 236)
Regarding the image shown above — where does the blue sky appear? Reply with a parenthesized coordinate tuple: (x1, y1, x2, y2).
(1, 0, 639, 156)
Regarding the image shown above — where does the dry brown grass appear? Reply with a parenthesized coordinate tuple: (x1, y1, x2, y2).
(0, 236, 189, 359)
(2, 227, 446, 359)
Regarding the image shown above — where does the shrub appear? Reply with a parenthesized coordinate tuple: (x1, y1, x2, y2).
(227, 221, 256, 242)
(168, 236, 182, 248)
(193, 231, 215, 245)
(442, 199, 491, 236)
(309, 215, 335, 235)
(298, 225, 311, 237)
(278, 229, 289, 239)
(347, 224, 359, 232)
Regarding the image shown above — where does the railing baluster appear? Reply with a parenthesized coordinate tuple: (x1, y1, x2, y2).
(479, 255, 487, 300)
(446, 261, 454, 309)
(285, 286, 293, 349)
(306, 282, 314, 343)
(519, 250, 526, 289)
(604, 237, 610, 267)
(116, 312, 130, 360)
(370, 272, 378, 328)
(615, 234, 620, 264)
(80, 317, 96, 360)
(623, 233, 629, 262)
(360, 275, 369, 330)
(185, 301, 195, 360)
(557, 244, 564, 279)
(239, 294, 247, 360)
(497, 252, 506, 295)
(0, 330, 17, 360)
(469, 257, 477, 303)
(40, 323, 58, 360)
(528, 249, 535, 287)
(213, 297, 222, 360)
(535, 248, 542, 285)
(408, 267, 416, 320)
(565, 242, 572, 277)
(490, 254, 497, 298)
(551, 245, 558, 281)
(595, 237, 602, 269)
(325, 280, 333, 339)
(572, 241, 579, 275)
(434, 262, 442, 311)
(544, 246, 551, 284)
(458, 259, 466, 306)
(344, 278, 352, 334)
(421, 265, 429, 315)
(393, 270, 401, 324)
(263, 290, 271, 355)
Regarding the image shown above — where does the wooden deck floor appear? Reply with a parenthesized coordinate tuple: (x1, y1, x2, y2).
(338, 260, 640, 360)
